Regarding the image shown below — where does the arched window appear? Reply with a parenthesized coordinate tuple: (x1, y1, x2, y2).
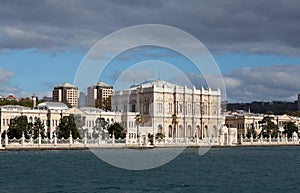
(179, 125, 183, 138)
(187, 125, 192, 138)
(158, 124, 162, 133)
(168, 125, 172, 138)
(197, 125, 201, 139)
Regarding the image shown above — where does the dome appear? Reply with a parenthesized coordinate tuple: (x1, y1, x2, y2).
(36, 102, 68, 110)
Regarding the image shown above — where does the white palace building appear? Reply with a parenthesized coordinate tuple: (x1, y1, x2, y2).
(112, 80, 224, 139)
(0, 80, 230, 145)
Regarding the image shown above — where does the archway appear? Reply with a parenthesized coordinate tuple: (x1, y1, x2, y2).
(168, 125, 172, 138)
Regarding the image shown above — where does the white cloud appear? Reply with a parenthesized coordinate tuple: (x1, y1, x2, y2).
(224, 77, 241, 89)
(174, 65, 300, 102)
(0, 67, 20, 95)
(117, 69, 154, 83)
(224, 65, 300, 102)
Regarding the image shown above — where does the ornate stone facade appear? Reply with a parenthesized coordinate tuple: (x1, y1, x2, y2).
(112, 80, 223, 138)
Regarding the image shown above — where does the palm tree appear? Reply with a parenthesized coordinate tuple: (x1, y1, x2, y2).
(134, 114, 142, 138)
(171, 113, 178, 139)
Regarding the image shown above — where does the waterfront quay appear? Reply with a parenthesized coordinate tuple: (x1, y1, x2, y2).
(2, 131, 300, 151)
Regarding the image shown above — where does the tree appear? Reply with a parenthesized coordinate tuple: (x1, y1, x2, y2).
(0, 99, 19, 106)
(148, 133, 154, 145)
(283, 121, 298, 138)
(171, 113, 178, 138)
(155, 132, 165, 139)
(246, 123, 257, 138)
(259, 116, 279, 138)
(31, 117, 46, 139)
(7, 115, 30, 139)
(95, 117, 108, 129)
(108, 122, 126, 139)
(288, 111, 300, 117)
(58, 115, 81, 139)
(18, 98, 33, 108)
(134, 114, 141, 137)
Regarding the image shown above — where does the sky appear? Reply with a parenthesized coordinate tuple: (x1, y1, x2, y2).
(0, 0, 300, 102)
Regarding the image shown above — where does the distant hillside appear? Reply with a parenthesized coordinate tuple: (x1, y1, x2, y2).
(227, 101, 298, 115)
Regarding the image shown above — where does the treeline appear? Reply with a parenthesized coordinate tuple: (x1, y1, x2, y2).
(246, 116, 299, 138)
(2, 115, 80, 139)
(3, 115, 127, 140)
(0, 98, 73, 108)
(227, 101, 298, 115)
(0, 98, 34, 108)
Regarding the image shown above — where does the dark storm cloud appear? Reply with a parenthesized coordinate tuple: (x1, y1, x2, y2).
(0, 0, 300, 55)
(224, 65, 300, 102)
(182, 65, 300, 102)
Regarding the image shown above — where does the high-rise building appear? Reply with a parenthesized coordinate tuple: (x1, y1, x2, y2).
(78, 92, 87, 107)
(87, 82, 113, 109)
(52, 82, 79, 107)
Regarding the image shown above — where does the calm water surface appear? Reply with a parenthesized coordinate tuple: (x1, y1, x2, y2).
(0, 147, 300, 193)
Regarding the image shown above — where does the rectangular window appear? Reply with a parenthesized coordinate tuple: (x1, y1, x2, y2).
(187, 104, 191, 114)
(168, 103, 172, 113)
(158, 103, 162, 113)
(131, 104, 136, 112)
(179, 104, 183, 113)
(143, 103, 149, 114)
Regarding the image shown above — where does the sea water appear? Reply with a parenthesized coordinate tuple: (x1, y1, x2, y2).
(0, 147, 299, 193)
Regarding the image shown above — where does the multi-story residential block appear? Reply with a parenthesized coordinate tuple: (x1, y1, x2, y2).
(52, 82, 79, 107)
(87, 82, 113, 109)
(78, 92, 87, 107)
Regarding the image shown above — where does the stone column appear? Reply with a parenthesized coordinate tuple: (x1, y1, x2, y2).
(69, 132, 72, 145)
(112, 132, 115, 145)
(38, 133, 41, 146)
(5, 131, 8, 146)
(98, 133, 102, 145)
(84, 134, 87, 145)
(145, 132, 148, 146)
(54, 132, 57, 146)
(228, 129, 232, 146)
(22, 132, 25, 146)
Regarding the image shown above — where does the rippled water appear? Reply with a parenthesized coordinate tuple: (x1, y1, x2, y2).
(0, 147, 300, 193)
